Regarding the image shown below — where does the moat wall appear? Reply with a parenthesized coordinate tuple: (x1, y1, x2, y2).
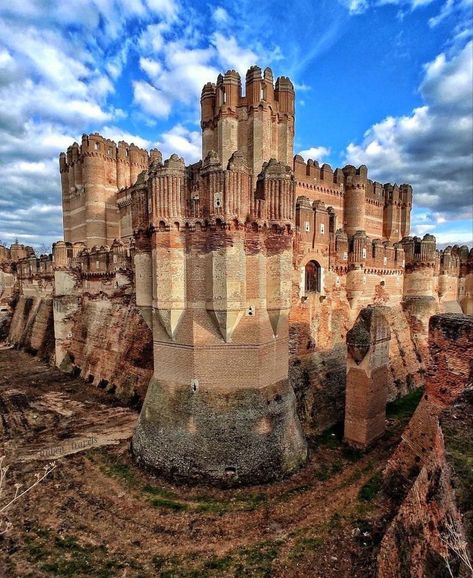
(377, 313, 473, 578)
(64, 295, 153, 404)
(8, 295, 55, 360)
(7, 274, 153, 406)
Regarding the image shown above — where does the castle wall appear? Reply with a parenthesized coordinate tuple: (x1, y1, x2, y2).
(292, 158, 412, 241)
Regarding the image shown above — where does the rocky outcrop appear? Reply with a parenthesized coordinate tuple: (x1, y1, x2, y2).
(378, 313, 473, 578)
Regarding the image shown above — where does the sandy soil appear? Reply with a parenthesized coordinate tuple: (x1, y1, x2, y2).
(0, 348, 411, 578)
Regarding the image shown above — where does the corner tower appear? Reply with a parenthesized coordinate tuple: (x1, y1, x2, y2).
(59, 134, 150, 247)
(131, 147, 307, 485)
(200, 66, 295, 179)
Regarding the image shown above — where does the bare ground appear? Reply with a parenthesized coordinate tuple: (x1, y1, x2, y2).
(0, 348, 416, 578)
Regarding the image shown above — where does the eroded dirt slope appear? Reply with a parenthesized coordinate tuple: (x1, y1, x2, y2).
(0, 349, 421, 578)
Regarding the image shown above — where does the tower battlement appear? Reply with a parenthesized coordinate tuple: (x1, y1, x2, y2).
(201, 66, 295, 176)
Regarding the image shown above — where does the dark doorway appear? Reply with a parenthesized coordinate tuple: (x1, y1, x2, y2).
(305, 260, 321, 293)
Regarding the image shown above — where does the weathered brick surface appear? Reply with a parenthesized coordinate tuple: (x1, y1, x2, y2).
(378, 313, 473, 578)
(344, 307, 391, 448)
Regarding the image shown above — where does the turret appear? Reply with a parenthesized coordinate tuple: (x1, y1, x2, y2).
(148, 154, 187, 224)
(343, 165, 367, 236)
(383, 183, 402, 242)
(256, 159, 295, 225)
(245, 65, 263, 106)
(200, 82, 217, 163)
(262, 67, 274, 103)
(199, 66, 295, 180)
(274, 76, 295, 115)
(222, 69, 241, 107)
(399, 184, 412, 238)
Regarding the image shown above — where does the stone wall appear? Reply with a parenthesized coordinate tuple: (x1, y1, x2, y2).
(378, 313, 473, 578)
(290, 303, 425, 436)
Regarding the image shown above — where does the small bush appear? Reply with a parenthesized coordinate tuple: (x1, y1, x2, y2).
(358, 472, 382, 502)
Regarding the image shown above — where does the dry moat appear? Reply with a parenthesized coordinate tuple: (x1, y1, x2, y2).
(0, 347, 426, 578)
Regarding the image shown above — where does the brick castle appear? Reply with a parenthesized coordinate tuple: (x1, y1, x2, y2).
(1, 65, 472, 484)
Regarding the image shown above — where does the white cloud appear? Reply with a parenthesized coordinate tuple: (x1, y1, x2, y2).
(212, 6, 230, 24)
(298, 147, 331, 161)
(211, 33, 258, 76)
(99, 126, 151, 149)
(132, 80, 172, 118)
(345, 40, 473, 224)
(338, 0, 435, 12)
(156, 124, 201, 163)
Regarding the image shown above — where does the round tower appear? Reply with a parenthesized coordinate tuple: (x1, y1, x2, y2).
(343, 165, 367, 236)
(200, 82, 217, 161)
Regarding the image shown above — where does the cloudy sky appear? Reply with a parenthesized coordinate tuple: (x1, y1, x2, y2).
(0, 0, 471, 249)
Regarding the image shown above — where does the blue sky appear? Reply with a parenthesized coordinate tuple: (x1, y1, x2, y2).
(0, 0, 471, 249)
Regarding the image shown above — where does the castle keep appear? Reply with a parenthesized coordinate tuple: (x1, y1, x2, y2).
(2, 65, 472, 485)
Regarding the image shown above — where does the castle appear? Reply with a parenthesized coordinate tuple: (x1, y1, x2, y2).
(1, 65, 472, 484)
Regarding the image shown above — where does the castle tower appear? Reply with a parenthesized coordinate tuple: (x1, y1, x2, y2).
(59, 134, 149, 247)
(131, 151, 307, 485)
(401, 234, 439, 360)
(343, 165, 367, 236)
(200, 66, 295, 180)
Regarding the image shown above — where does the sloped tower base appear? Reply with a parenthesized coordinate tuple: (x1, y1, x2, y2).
(132, 377, 307, 486)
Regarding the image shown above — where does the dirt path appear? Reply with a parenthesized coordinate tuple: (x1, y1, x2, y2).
(0, 349, 409, 578)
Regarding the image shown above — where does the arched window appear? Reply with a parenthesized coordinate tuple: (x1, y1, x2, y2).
(305, 260, 321, 293)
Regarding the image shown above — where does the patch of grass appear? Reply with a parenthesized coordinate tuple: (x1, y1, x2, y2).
(26, 541, 49, 562)
(358, 472, 383, 502)
(289, 536, 324, 559)
(25, 533, 125, 578)
(150, 497, 190, 512)
(386, 388, 423, 420)
(103, 461, 137, 485)
(143, 484, 178, 500)
(235, 540, 281, 577)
